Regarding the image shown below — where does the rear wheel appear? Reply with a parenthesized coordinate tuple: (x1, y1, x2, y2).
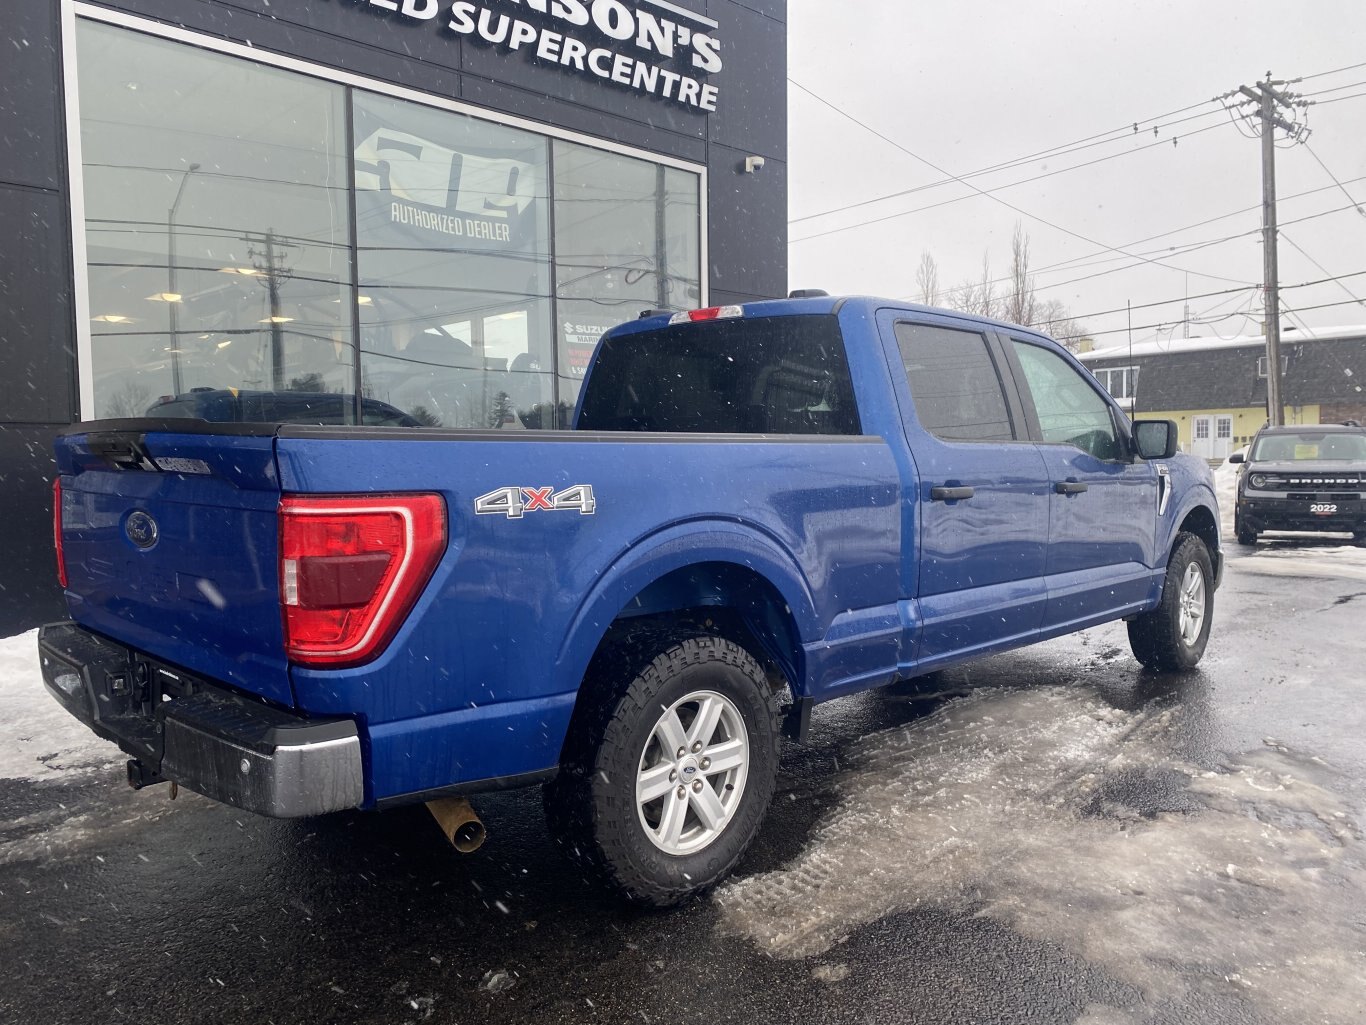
(544, 633, 781, 906)
(1128, 533, 1214, 671)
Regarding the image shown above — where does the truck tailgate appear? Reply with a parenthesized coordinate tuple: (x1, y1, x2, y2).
(55, 425, 292, 707)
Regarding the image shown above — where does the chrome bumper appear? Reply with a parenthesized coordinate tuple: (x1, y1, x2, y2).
(39, 622, 363, 818)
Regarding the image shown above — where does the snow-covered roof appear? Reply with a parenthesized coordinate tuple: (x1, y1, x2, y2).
(1079, 324, 1366, 363)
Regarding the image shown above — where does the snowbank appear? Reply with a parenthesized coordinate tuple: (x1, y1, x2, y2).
(0, 629, 120, 780)
(1212, 448, 1242, 539)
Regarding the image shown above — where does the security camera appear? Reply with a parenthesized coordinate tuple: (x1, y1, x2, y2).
(743, 155, 766, 174)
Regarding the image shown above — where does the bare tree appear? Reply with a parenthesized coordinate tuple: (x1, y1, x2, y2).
(103, 381, 151, 418)
(914, 250, 940, 307)
(949, 251, 1000, 319)
(1037, 298, 1090, 351)
(1004, 222, 1037, 328)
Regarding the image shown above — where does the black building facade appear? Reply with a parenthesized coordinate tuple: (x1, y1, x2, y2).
(0, 0, 788, 634)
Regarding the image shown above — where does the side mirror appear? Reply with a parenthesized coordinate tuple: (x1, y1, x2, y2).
(1227, 452, 1245, 464)
(1133, 419, 1179, 460)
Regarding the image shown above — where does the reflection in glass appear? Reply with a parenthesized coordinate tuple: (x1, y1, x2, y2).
(553, 143, 702, 393)
(77, 20, 354, 418)
(354, 92, 553, 429)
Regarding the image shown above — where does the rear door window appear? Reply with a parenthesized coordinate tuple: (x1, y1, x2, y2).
(577, 315, 860, 435)
(893, 322, 1015, 442)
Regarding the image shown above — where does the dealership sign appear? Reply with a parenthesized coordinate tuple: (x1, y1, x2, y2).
(330, 0, 724, 112)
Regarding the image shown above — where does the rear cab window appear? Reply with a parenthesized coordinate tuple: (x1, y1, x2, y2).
(576, 315, 861, 435)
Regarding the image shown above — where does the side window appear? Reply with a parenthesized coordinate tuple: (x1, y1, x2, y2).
(893, 322, 1014, 442)
(1012, 341, 1124, 461)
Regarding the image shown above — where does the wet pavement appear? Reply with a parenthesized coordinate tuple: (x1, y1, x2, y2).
(3, 538, 1365, 1025)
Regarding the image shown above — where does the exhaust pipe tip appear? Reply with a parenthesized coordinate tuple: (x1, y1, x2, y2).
(426, 796, 486, 853)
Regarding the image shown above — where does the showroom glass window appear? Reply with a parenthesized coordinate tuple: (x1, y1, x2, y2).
(74, 19, 703, 427)
(554, 142, 701, 421)
(76, 20, 354, 419)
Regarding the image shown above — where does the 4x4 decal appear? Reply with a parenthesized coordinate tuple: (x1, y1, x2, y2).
(474, 485, 597, 519)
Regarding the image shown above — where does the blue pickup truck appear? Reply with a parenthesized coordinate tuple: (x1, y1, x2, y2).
(40, 296, 1221, 904)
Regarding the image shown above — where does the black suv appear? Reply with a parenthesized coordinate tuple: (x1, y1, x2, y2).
(1230, 423, 1366, 545)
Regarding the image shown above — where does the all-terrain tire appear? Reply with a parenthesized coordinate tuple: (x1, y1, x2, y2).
(543, 632, 782, 907)
(1127, 532, 1214, 671)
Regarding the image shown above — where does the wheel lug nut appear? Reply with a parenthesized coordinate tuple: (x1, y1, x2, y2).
(676, 786, 687, 799)
(691, 780, 703, 792)
(691, 741, 703, 753)
(676, 747, 687, 759)
(700, 758, 711, 770)
(669, 769, 678, 782)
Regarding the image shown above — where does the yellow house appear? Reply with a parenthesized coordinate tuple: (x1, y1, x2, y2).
(1077, 326, 1366, 460)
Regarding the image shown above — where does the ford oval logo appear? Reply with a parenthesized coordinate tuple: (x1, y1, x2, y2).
(125, 510, 159, 549)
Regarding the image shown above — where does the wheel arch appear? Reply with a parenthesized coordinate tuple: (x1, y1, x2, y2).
(551, 523, 817, 759)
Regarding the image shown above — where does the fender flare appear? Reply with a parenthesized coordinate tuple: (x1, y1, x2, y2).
(551, 519, 820, 695)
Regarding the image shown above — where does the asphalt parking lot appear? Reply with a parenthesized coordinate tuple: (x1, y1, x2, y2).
(3, 537, 1365, 1025)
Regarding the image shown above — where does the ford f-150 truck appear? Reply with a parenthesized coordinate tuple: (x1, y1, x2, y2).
(39, 296, 1222, 905)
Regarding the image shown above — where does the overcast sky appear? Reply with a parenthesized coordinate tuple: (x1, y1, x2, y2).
(786, 0, 1366, 347)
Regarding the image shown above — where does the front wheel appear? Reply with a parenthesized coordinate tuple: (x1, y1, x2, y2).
(1234, 512, 1257, 546)
(544, 634, 781, 906)
(1128, 533, 1214, 671)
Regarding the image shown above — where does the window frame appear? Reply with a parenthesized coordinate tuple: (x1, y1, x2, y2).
(61, 1, 708, 422)
(1000, 335, 1136, 463)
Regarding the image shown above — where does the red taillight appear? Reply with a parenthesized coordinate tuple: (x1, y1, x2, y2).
(279, 494, 446, 668)
(53, 477, 67, 589)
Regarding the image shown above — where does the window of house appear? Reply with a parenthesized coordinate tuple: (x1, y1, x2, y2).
(1093, 365, 1139, 401)
(1257, 355, 1290, 378)
(893, 323, 1015, 442)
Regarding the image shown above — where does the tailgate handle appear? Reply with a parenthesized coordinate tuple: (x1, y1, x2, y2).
(1054, 479, 1089, 495)
(87, 432, 159, 472)
(930, 485, 975, 502)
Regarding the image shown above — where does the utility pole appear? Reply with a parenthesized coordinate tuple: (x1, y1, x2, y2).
(249, 229, 294, 391)
(1222, 74, 1310, 426)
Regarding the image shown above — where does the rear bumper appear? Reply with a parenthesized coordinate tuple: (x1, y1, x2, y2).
(38, 622, 363, 818)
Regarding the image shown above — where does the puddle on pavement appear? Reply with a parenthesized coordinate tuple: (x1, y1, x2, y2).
(715, 685, 1366, 1024)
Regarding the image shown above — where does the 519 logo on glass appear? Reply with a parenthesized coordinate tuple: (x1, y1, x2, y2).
(474, 484, 597, 519)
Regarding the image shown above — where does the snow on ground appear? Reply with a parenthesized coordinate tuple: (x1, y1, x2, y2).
(715, 686, 1366, 1024)
(0, 629, 120, 781)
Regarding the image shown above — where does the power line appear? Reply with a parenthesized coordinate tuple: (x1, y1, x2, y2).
(916, 201, 1365, 309)
(1308, 91, 1366, 107)
(789, 106, 1228, 226)
(1300, 79, 1366, 98)
(1027, 176, 1366, 278)
(1301, 60, 1366, 81)
(1042, 269, 1366, 328)
(784, 79, 1253, 287)
(1079, 296, 1366, 342)
(789, 121, 1234, 242)
(1280, 233, 1366, 310)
